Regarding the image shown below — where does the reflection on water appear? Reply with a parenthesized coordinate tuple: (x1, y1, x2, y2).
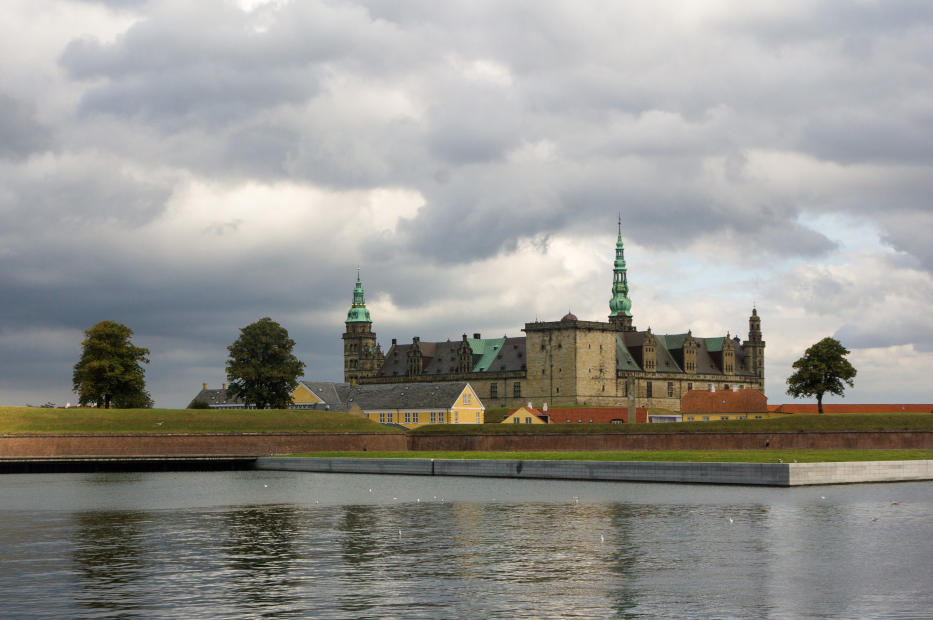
(0, 471, 931, 618)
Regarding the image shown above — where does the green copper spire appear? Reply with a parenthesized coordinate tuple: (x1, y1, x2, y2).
(346, 268, 372, 323)
(609, 216, 633, 318)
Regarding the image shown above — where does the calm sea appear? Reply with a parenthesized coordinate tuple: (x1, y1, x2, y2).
(1, 470, 931, 618)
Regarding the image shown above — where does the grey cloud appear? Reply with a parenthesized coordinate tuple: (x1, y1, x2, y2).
(6, 0, 933, 407)
(0, 94, 53, 159)
(836, 320, 933, 353)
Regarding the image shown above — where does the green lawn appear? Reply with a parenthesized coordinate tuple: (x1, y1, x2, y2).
(415, 413, 933, 434)
(0, 406, 402, 434)
(286, 449, 933, 463)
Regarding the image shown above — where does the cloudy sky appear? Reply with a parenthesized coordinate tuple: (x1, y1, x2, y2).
(2, 0, 932, 408)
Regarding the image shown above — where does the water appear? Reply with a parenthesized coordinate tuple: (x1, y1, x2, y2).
(1, 471, 931, 619)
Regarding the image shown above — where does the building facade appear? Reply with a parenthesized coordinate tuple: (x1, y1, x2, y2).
(344, 220, 765, 411)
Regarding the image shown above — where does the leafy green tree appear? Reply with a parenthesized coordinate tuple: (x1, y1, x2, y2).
(73, 321, 151, 409)
(786, 337, 857, 414)
(226, 317, 305, 409)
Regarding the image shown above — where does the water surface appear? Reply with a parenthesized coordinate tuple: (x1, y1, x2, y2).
(1, 471, 930, 618)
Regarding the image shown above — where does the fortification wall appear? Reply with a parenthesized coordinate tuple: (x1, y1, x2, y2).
(1, 430, 930, 458)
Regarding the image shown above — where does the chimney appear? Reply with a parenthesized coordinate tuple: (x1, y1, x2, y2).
(527, 401, 532, 408)
(202, 382, 207, 391)
(473, 333, 481, 339)
(392, 338, 397, 346)
(222, 383, 227, 390)
(543, 402, 548, 412)
(413, 336, 420, 343)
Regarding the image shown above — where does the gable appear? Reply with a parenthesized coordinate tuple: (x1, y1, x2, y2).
(292, 383, 323, 404)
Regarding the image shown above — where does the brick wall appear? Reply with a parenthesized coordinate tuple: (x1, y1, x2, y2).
(2, 430, 929, 458)
(0, 433, 407, 457)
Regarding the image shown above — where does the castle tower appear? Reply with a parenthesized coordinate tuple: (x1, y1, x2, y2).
(609, 216, 635, 331)
(742, 307, 765, 388)
(342, 270, 379, 384)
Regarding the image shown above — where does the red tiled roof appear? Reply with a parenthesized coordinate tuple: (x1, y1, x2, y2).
(681, 389, 767, 414)
(771, 403, 933, 414)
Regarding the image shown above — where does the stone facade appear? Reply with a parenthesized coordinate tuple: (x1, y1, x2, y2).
(344, 223, 765, 411)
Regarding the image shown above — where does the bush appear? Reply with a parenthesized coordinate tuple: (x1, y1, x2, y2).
(188, 399, 210, 409)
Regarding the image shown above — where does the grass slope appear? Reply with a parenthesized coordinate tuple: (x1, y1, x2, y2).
(288, 449, 933, 463)
(413, 413, 933, 435)
(0, 407, 402, 434)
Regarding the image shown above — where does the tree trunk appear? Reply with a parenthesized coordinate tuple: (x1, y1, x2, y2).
(817, 393, 823, 414)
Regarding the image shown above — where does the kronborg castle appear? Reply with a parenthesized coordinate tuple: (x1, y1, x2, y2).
(343, 221, 765, 411)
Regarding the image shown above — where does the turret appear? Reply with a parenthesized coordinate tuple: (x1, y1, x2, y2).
(608, 215, 635, 331)
(342, 269, 379, 384)
(742, 307, 765, 387)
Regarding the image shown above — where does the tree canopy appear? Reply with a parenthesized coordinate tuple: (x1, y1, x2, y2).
(786, 337, 857, 413)
(226, 317, 306, 409)
(72, 320, 151, 409)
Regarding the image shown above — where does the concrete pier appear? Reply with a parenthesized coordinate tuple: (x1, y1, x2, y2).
(255, 457, 933, 486)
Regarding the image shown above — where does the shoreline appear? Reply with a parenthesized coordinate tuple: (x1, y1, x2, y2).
(257, 456, 933, 486)
(3, 455, 930, 486)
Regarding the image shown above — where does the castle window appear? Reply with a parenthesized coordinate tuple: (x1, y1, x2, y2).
(513, 382, 521, 398)
(379, 413, 385, 423)
(646, 382, 653, 398)
(513, 418, 520, 424)
(490, 383, 498, 398)
(667, 382, 674, 398)
(525, 417, 532, 424)
(404, 412, 411, 424)
(687, 382, 693, 391)
(464, 393, 471, 405)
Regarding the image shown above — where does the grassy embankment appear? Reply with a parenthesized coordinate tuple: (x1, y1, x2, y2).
(0, 406, 401, 434)
(2, 407, 931, 435)
(288, 449, 933, 463)
(412, 412, 933, 434)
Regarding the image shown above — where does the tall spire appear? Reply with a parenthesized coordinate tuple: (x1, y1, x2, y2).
(609, 216, 633, 321)
(346, 269, 372, 323)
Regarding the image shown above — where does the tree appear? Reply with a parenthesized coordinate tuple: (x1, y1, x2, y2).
(73, 321, 151, 409)
(226, 317, 305, 409)
(786, 337, 857, 414)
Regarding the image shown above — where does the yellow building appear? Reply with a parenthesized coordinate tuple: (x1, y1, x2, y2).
(346, 381, 484, 429)
(502, 406, 549, 424)
(290, 381, 349, 409)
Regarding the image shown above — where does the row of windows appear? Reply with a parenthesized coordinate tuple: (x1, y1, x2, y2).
(376, 411, 483, 424)
(488, 382, 521, 399)
(684, 415, 765, 422)
(643, 382, 748, 398)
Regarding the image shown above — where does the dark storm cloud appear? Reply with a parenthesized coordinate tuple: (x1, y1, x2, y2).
(4, 0, 933, 406)
(0, 94, 52, 159)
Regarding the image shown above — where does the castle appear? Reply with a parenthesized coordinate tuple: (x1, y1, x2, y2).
(342, 220, 764, 411)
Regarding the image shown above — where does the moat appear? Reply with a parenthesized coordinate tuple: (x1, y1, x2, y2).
(2, 471, 930, 618)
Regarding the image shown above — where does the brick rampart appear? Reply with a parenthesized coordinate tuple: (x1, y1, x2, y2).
(0, 433, 407, 457)
(407, 431, 933, 452)
(1, 431, 930, 458)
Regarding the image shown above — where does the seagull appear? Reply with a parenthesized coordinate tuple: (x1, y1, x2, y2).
(398, 529, 402, 540)
(368, 488, 373, 493)
(891, 501, 899, 505)
(729, 517, 734, 524)
(155, 422, 164, 427)
(600, 534, 605, 544)
(263, 484, 268, 488)
(820, 496, 826, 500)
